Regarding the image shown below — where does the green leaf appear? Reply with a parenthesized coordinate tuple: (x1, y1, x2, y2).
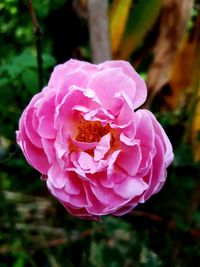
(21, 69, 39, 94)
(0, 78, 9, 87)
(11, 51, 37, 69)
(13, 257, 25, 267)
(90, 240, 104, 267)
(0, 51, 37, 80)
(115, 0, 163, 59)
(140, 246, 162, 267)
(174, 144, 194, 167)
(42, 53, 56, 68)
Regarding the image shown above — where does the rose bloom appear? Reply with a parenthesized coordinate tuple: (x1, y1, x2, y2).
(16, 59, 173, 219)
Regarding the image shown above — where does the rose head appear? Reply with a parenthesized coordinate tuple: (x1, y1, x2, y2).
(16, 59, 173, 219)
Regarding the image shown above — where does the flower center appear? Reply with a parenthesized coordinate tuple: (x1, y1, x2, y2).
(75, 120, 110, 143)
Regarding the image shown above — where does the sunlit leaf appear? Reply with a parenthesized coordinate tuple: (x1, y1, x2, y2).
(109, 0, 132, 54)
(192, 84, 200, 161)
(114, 0, 163, 59)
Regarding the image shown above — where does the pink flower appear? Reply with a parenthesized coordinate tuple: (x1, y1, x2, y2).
(16, 59, 173, 219)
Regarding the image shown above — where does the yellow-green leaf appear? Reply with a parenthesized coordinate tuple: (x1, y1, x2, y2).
(115, 0, 163, 59)
(192, 84, 200, 161)
(109, 0, 132, 54)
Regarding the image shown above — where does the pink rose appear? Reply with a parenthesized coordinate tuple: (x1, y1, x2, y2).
(16, 59, 173, 219)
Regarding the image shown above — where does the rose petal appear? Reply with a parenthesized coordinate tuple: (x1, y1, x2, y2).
(99, 60, 147, 108)
(41, 138, 55, 164)
(94, 133, 111, 161)
(113, 177, 148, 199)
(134, 110, 156, 175)
(64, 172, 81, 195)
(48, 162, 67, 188)
(24, 108, 42, 147)
(77, 152, 107, 174)
(117, 142, 142, 176)
(144, 134, 166, 200)
(87, 68, 136, 110)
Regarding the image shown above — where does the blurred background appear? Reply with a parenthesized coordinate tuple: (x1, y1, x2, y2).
(0, 0, 200, 266)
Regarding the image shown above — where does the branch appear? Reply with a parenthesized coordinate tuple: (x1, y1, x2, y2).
(87, 0, 111, 63)
(129, 210, 200, 239)
(28, 0, 44, 89)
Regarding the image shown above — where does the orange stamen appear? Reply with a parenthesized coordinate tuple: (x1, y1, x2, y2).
(75, 120, 110, 143)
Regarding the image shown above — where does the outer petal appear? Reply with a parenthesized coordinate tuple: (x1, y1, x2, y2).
(134, 110, 156, 176)
(99, 60, 147, 108)
(143, 134, 166, 200)
(24, 107, 42, 148)
(47, 179, 87, 208)
(113, 176, 148, 199)
(17, 126, 49, 174)
(145, 110, 174, 167)
(48, 59, 96, 91)
(87, 68, 136, 111)
(48, 161, 67, 189)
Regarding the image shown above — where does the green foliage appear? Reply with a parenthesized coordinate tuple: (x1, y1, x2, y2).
(0, 49, 55, 143)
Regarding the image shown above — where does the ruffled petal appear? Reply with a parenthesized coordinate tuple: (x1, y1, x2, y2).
(113, 176, 148, 199)
(17, 126, 49, 174)
(94, 133, 111, 161)
(143, 134, 166, 200)
(145, 110, 174, 167)
(117, 142, 142, 176)
(134, 110, 156, 176)
(48, 161, 67, 188)
(99, 60, 147, 108)
(24, 107, 43, 148)
(87, 68, 136, 110)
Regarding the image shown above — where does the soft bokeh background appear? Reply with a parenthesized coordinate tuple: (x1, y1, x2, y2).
(0, 0, 200, 266)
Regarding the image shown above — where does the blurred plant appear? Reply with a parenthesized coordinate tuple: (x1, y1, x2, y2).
(109, 0, 163, 59)
(146, 0, 194, 107)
